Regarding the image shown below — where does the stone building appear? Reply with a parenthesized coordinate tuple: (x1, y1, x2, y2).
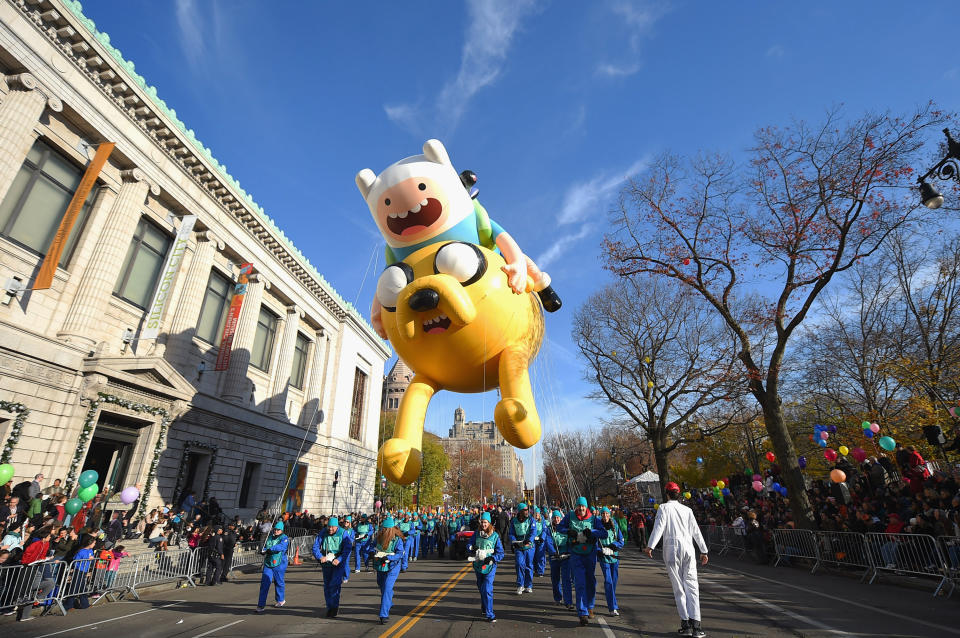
(0, 0, 389, 519)
(439, 407, 524, 493)
(381, 358, 412, 413)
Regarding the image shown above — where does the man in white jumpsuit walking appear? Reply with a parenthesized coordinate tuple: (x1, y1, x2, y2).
(643, 482, 708, 638)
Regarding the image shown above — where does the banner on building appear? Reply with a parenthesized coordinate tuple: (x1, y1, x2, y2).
(34, 142, 115, 290)
(140, 215, 198, 341)
(282, 463, 308, 513)
(214, 262, 253, 371)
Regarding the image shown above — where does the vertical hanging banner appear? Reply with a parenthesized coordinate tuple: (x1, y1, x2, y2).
(34, 142, 115, 290)
(140, 215, 198, 341)
(214, 262, 254, 371)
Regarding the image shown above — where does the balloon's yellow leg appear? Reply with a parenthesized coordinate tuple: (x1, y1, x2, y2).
(378, 374, 440, 485)
(494, 347, 541, 449)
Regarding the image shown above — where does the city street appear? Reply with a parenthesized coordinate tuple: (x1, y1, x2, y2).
(6, 547, 960, 638)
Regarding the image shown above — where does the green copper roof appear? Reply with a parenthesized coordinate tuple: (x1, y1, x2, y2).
(59, 0, 386, 348)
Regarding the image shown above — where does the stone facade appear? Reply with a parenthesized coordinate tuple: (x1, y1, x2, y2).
(0, 0, 389, 519)
(380, 358, 412, 413)
(439, 407, 524, 493)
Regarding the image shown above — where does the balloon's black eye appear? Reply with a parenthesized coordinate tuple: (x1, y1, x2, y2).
(384, 198, 391, 206)
(418, 183, 426, 191)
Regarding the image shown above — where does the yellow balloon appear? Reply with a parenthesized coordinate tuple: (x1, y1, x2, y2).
(647, 380, 654, 387)
(653, 503, 659, 510)
(839, 445, 849, 456)
(683, 491, 691, 499)
(644, 356, 651, 364)
(716, 480, 726, 489)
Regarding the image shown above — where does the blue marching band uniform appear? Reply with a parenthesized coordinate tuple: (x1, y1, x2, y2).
(251, 500, 625, 628)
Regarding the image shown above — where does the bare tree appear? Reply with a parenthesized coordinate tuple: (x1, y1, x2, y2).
(573, 276, 751, 495)
(604, 106, 952, 527)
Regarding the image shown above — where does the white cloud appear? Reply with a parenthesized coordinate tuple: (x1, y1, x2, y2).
(175, 0, 205, 68)
(595, 1, 666, 78)
(536, 224, 593, 269)
(766, 44, 785, 58)
(558, 158, 648, 225)
(384, 0, 538, 135)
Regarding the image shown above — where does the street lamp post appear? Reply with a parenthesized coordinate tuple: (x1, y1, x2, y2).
(331, 470, 339, 514)
(917, 128, 960, 209)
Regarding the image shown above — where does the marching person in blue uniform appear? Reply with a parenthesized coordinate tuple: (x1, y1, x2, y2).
(508, 502, 535, 595)
(397, 513, 412, 570)
(544, 509, 573, 609)
(558, 497, 605, 625)
(423, 514, 436, 556)
(354, 515, 373, 573)
(312, 516, 353, 618)
(341, 515, 355, 582)
(410, 514, 422, 561)
(532, 507, 547, 577)
(373, 516, 405, 625)
(597, 506, 624, 616)
(468, 511, 504, 622)
(447, 512, 460, 556)
(256, 521, 289, 613)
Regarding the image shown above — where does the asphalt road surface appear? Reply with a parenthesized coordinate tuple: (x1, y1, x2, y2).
(6, 547, 960, 638)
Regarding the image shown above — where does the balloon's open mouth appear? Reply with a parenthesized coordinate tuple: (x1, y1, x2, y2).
(422, 313, 451, 334)
(386, 198, 442, 237)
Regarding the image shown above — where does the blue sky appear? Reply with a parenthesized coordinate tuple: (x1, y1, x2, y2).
(85, 0, 960, 479)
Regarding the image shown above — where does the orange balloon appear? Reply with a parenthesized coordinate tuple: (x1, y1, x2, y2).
(830, 469, 846, 483)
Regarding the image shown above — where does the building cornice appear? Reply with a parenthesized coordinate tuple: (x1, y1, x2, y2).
(8, 0, 387, 353)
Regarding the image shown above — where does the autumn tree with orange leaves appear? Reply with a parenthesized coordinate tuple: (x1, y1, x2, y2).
(604, 106, 953, 528)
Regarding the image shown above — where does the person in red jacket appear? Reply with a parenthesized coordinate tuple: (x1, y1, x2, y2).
(15, 525, 56, 621)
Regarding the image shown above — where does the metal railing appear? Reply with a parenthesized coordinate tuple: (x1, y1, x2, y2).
(865, 532, 954, 597)
(771, 529, 821, 573)
(815, 530, 873, 582)
(0, 532, 315, 620)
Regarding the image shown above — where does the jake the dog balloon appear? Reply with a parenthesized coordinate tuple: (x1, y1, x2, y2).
(356, 140, 549, 485)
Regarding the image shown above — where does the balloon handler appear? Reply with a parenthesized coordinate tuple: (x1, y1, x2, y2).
(312, 516, 353, 618)
(644, 482, 709, 638)
(256, 521, 289, 613)
(508, 502, 535, 595)
(467, 511, 505, 622)
(557, 497, 605, 625)
(544, 509, 573, 609)
(597, 506, 624, 616)
(357, 138, 561, 344)
(372, 516, 405, 625)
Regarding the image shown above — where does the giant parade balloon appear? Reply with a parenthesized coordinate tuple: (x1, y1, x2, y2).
(357, 140, 553, 485)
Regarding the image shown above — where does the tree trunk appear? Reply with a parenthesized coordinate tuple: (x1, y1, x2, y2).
(652, 434, 672, 501)
(760, 398, 816, 529)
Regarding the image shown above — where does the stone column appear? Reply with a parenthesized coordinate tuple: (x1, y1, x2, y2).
(220, 273, 266, 403)
(299, 330, 328, 427)
(0, 74, 62, 206)
(58, 169, 156, 348)
(267, 305, 303, 419)
(165, 231, 223, 347)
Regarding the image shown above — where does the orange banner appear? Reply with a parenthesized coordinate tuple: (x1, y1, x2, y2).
(34, 142, 115, 290)
(214, 263, 254, 371)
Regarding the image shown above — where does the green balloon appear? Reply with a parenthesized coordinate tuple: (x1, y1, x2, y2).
(78, 470, 99, 489)
(65, 498, 83, 515)
(78, 483, 99, 503)
(878, 436, 896, 452)
(0, 464, 13, 485)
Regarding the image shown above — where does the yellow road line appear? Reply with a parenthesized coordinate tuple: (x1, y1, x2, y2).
(380, 565, 471, 638)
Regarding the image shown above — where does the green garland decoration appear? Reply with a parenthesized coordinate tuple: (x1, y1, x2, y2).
(0, 401, 30, 464)
(67, 392, 170, 519)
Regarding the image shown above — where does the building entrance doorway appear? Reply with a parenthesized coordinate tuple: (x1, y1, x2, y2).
(81, 412, 147, 493)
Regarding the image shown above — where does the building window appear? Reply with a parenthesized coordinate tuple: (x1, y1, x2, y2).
(195, 269, 233, 345)
(113, 217, 171, 308)
(238, 461, 261, 508)
(349, 368, 367, 440)
(250, 307, 278, 371)
(290, 333, 309, 389)
(0, 139, 98, 267)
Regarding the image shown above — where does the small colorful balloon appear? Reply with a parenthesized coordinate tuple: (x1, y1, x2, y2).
(752, 480, 763, 492)
(838, 445, 849, 456)
(765, 451, 776, 462)
(824, 448, 838, 462)
(798, 456, 807, 469)
(78, 469, 99, 489)
(0, 464, 13, 485)
(716, 480, 725, 489)
(820, 431, 829, 440)
(878, 436, 896, 451)
(120, 486, 140, 505)
(830, 469, 846, 483)
(696, 457, 703, 464)
(65, 498, 83, 515)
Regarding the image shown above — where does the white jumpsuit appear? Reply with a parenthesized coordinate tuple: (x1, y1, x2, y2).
(646, 500, 708, 621)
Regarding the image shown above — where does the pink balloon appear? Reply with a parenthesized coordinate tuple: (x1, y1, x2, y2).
(851, 447, 867, 463)
(752, 474, 762, 482)
(869, 423, 880, 433)
(950, 407, 957, 418)
(819, 431, 829, 440)
(375, 500, 382, 509)
(752, 480, 763, 492)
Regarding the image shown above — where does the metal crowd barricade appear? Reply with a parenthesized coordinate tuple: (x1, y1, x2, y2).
(814, 531, 874, 581)
(230, 541, 261, 571)
(865, 532, 953, 597)
(56, 557, 101, 613)
(940, 535, 960, 578)
(720, 526, 746, 558)
(0, 560, 68, 617)
(699, 525, 724, 553)
(771, 529, 820, 573)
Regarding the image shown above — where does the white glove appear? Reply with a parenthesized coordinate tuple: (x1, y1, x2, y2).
(558, 553, 570, 560)
(374, 551, 389, 558)
(325, 553, 336, 562)
(467, 556, 476, 562)
(475, 548, 490, 560)
(577, 532, 587, 544)
(602, 547, 614, 556)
